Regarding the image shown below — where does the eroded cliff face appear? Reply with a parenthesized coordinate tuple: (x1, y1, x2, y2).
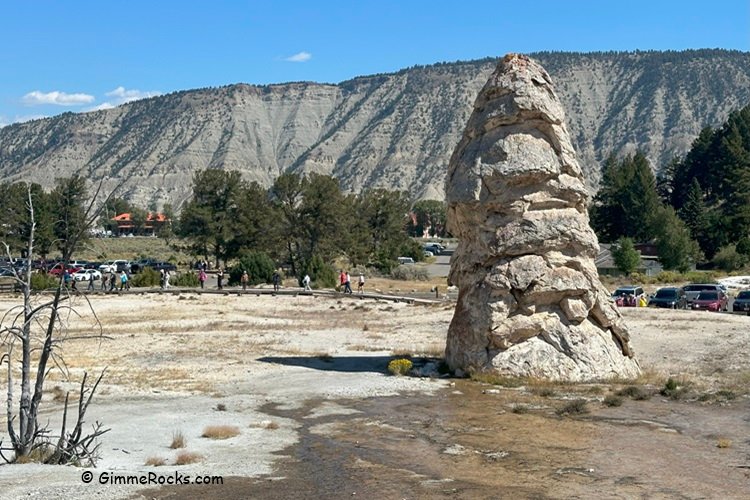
(445, 54, 640, 381)
(1, 50, 749, 207)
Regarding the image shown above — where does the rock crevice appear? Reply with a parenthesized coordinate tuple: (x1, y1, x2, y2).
(445, 54, 639, 381)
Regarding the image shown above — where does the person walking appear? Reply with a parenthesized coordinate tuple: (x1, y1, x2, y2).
(217, 268, 224, 290)
(119, 270, 128, 291)
(164, 270, 171, 289)
(302, 273, 311, 291)
(358, 273, 365, 294)
(198, 268, 207, 289)
(339, 270, 346, 292)
(344, 272, 352, 294)
(241, 271, 249, 291)
(109, 270, 117, 291)
(101, 273, 108, 291)
(159, 269, 166, 289)
(87, 272, 95, 291)
(272, 270, 281, 292)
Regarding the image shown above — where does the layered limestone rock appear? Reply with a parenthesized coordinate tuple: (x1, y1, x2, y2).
(445, 54, 640, 381)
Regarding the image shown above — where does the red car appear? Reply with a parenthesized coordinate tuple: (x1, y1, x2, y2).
(691, 290, 728, 312)
(48, 263, 82, 277)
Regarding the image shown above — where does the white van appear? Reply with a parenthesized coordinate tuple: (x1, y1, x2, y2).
(397, 257, 415, 265)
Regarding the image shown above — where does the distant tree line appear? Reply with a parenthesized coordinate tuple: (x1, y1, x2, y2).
(591, 104, 750, 272)
(175, 170, 442, 283)
(0, 176, 90, 259)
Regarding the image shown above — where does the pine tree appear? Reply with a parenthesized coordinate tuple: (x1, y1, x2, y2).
(678, 178, 707, 241)
(611, 237, 641, 275)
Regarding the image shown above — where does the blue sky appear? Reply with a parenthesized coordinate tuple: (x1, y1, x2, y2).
(1, 0, 748, 126)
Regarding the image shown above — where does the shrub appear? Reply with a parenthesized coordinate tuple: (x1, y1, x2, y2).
(469, 372, 524, 387)
(31, 273, 59, 291)
(170, 430, 186, 449)
(683, 270, 718, 283)
(398, 239, 426, 263)
(301, 255, 337, 289)
(654, 271, 682, 284)
(201, 425, 240, 439)
(511, 404, 529, 414)
(712, 245, 745, 272)
(603, 395, 624, 407)
(229, 251, 275, 286)
(145, 456, 166, 466)
(131, 267, 160, 287)
(387, 358, 413, 376)
(717, 438, 732, 449)
(390, 265, 429, 281)
(174, 451, 202, 465)
(556, 399, 589, 416)
(172, 271, 199, 287)
(616, 385, 652, 400)
(532, 387, 556, 398)
(660, 377, 692, 400)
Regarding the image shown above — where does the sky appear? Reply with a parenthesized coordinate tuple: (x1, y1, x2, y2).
(1, 0, 748, 127)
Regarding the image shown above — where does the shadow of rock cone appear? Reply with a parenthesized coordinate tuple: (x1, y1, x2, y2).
(444, 54, 639, 381)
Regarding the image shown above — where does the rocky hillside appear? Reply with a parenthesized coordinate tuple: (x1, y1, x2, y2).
(1, 49, 748, 208)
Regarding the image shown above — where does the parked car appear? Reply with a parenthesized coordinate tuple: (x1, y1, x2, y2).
(150, 261, 177, 272)
(48, 263, 82, 277)
(691, 290, 728, 312)
(73, 269, 102, 282)
(648, 287, 687, 309)
(683, 283, 725, 305)
(131, 259, 176, 273)
(99, 259, 130, 273)
(732, 290, 750, 312)
(397, 257, 415, 265)
(424, 243, 444, 255)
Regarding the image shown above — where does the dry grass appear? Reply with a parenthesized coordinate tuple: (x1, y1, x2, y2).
(170, 430, 186, 449)
(603, 395, 624, 407)
(14, 445, 54, 464)
(174, 451, 203, 465)
(215, 403, 227, 412)
(51, 385, 67, 403)
(145, 456, 166, 466)
(250, 420, 280, 430)
(201, 425, 241, 440)
(557, 399, 589, 416)
(616, 385, 653, 400)
(347, 344, 383, 352)
(717, 438, 732, 449)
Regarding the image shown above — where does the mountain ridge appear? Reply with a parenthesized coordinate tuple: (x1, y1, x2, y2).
(1, 49, 749, 209)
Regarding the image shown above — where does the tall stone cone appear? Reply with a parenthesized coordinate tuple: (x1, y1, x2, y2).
(445, 54, 640, 381)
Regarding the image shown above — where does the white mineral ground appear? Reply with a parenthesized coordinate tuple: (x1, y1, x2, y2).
(0, 293, 748, 498)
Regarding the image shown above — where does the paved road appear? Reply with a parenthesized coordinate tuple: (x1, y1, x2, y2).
(425, 252, 451, 278)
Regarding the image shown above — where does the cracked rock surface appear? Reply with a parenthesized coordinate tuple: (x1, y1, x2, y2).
(445, 54, 640, 381)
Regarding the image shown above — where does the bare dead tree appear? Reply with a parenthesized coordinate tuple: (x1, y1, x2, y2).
(1, 179, 118, 464)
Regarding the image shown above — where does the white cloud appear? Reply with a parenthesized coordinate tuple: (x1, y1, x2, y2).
(105, 86, 160, 103)
(86, 103, 116, 112)
(284, 51, 312, 62)
(0, 114, 48, 127)
(85, 86, 161, 112)
(22, 90, 95, 106)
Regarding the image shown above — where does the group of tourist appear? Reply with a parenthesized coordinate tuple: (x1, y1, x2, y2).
(338, 270, 365, 294)
(61, 265, 368, 295)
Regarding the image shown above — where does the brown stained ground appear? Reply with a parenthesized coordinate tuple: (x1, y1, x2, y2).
(138, 381, 750, 499)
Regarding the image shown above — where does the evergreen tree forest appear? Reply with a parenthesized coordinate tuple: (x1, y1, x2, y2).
(591, 104, 750, 272)
(176, 169, 429, 280)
